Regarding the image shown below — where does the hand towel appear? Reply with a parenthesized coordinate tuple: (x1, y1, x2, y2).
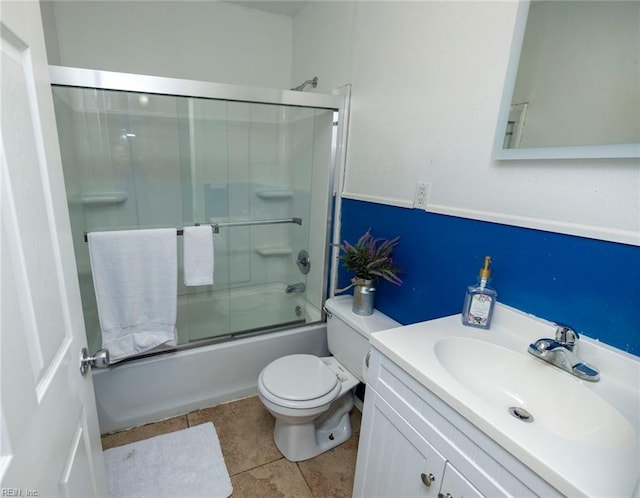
(87, 228, 177, 362)
(183, 225, 214, 286)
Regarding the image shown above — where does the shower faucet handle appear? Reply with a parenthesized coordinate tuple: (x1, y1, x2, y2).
(296, 250, 310, 274)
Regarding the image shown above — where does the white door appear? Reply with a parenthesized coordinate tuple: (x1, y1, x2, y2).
(1, 1, 108, 496)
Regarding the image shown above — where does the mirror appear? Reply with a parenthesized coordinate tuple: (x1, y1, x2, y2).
(494, 0, 640, 159)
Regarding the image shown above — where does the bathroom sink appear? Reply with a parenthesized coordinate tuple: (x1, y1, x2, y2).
(434, 337, 634, 448)
(369, 304, 640, 497)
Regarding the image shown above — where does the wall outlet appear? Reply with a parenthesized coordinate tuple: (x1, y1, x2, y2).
(413, 182, 430, 210)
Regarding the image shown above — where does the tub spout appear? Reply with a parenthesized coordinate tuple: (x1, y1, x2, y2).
(286, 283, 306, 294)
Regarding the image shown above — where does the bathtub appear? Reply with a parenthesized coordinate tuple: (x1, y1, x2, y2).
(92, 321, 329, 434)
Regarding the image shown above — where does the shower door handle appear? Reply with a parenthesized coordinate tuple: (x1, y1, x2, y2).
(80, 347, 110, 376)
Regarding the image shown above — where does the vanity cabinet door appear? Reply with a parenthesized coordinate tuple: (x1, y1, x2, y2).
(437, 462, 483, 498)
(354, 389, 446, 497)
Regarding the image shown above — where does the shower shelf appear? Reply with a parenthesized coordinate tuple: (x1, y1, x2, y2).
(80, 192, 128, 206)
(256, 189, 293, 200)
(255, 246, 293, 257)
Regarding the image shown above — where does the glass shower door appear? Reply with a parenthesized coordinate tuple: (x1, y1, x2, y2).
(189, 101, 333, 335)
(52, 84, 334, 354)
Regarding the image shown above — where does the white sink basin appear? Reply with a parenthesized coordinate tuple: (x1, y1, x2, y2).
(434, 337, 634, 448)
(369, 303, 640, 497)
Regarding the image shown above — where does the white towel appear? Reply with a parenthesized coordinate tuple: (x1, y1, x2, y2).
(183, 225, 214, 286)
(87, 228, 177, 362)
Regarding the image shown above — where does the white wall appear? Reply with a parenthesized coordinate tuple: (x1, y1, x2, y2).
(291, 1, 357, 94)
(42, 0, 293, 88)
(292, 1, 640, 246)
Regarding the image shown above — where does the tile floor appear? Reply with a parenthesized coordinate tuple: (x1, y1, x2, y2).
(101, 395, 361, 497)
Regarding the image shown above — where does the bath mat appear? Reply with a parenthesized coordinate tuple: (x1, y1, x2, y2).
(104, 422, 233, 498)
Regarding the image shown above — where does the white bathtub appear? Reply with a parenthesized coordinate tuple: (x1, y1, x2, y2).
(92, 322, 329, 434)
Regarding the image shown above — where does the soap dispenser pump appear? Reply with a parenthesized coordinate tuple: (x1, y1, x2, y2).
(462, 256, 497, 329)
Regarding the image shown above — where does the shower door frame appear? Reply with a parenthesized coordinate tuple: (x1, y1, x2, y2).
(49, 65, 344, 111)
(49, 65, 349, 356)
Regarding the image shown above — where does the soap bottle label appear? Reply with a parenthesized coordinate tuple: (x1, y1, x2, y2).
(468, 294, 493, 327)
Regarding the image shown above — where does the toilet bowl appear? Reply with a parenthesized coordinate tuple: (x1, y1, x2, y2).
(257, 295, 400, 462)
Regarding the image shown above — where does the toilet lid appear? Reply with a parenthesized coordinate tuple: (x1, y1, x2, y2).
(261, 354, 339, 402)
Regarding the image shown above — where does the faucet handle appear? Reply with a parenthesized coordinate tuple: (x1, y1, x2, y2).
(555, 324, 579, 351)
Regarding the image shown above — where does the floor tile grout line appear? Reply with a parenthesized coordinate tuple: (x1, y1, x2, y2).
(296, 462, 318, 497)
(228, 455, 286, 478)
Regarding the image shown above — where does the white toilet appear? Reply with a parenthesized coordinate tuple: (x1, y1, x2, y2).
(257, 295, 400, 461)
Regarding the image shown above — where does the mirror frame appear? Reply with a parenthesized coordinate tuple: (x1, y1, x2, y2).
(493, 0, 640, 160)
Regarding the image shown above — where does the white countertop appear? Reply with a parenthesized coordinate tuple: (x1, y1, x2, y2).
(369, 303, 640, 497)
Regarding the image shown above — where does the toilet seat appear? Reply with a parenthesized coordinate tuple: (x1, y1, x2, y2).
(259, 354, 343, 410)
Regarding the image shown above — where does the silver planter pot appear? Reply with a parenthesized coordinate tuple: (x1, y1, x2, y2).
(352, 278, 376, 316)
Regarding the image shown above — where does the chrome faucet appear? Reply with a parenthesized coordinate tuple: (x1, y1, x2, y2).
(528, 324, 600, 381)
(285, 282, 306, 294)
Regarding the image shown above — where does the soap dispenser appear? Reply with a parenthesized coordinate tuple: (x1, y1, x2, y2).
(462, 256, 497, 329)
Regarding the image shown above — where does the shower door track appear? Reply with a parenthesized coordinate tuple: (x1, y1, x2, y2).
(106, 318, 309, 368)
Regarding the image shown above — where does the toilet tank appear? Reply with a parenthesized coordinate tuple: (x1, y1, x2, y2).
(324, 295, 400, 382)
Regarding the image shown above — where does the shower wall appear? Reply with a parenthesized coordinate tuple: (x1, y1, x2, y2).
(52, 86, 334, 353)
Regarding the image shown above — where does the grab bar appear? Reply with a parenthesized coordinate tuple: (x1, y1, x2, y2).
(83, 217, 302, 242)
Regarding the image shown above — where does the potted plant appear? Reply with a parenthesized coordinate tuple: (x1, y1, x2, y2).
(335, 229, 402, 315)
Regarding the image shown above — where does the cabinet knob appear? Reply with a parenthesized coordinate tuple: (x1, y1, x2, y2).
(438, 494, 453, 498)
(420, 472, 436, 487)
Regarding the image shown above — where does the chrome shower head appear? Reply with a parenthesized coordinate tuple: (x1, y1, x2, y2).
(291, 76, 318, 92)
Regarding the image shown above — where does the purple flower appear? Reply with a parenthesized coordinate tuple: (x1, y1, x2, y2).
(334, 229, 403, 286)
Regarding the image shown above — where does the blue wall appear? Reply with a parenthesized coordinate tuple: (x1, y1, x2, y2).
(337, 199, 640, 356)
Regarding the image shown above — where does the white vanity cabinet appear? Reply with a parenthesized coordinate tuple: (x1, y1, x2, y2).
(354, 348, 560, 498)
(439, 463, 483, 498)
(353, 388, 447, 497)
